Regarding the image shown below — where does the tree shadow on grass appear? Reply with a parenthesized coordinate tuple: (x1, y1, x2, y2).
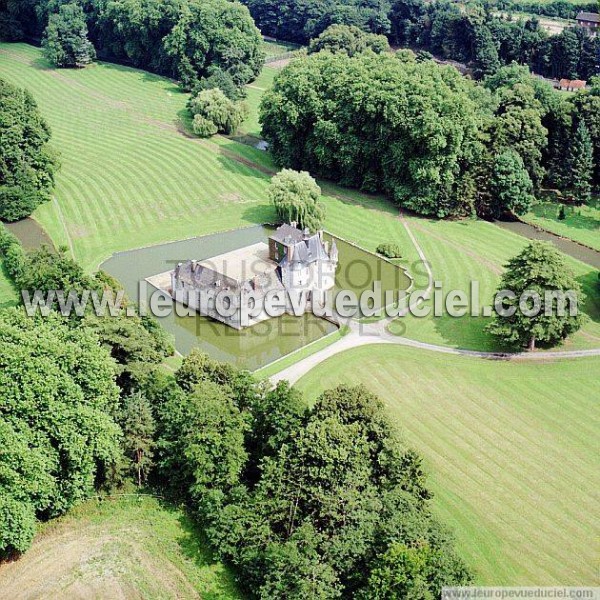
(242, 203, 276, 225)
(162, 501, 243, 600)
(31, 56, 53, 70)
(98, 60, 183, 93)
(176, 107, 194, 137)
(431, 313, 514, 353)
(577, 270, 600, 323)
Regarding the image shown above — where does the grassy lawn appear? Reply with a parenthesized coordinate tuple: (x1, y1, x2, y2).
(0, 43, 275, 272)
(523, 201, 600, 252)
(391, 216, 600, 351)
(254, 324, 349, 379)
(0, 494, 242, 599)
(240, 66, 280, 139)
(295, 345, 600, 586)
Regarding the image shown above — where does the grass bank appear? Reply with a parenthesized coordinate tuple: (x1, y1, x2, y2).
(0, 494, 242, 599)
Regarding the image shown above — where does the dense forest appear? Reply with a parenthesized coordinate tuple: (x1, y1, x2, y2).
(242, 0, 599, 80)
(260, 52, 599, 218)
(0, 0, 264, 90)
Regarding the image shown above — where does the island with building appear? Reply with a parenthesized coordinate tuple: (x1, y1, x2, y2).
(148, 224, 339, 329)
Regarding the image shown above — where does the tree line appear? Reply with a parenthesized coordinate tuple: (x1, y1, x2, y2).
(260, 50, 599, 219)
(241, 0, 599, 81)
(0, 0, 264, 91)
(0, 223, 173, 555)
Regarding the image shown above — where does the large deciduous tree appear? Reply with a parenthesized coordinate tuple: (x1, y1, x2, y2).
(162, 0, 264, 90)
(42, 2, 96, 68)
(488, 83, 548, 190)
(0, 78, 59, 221)
(268, 169, 325, 231)
(260, 52, 484, 218)
(487, 241, 586, 350)
(308, 24, 390, 56)
(0, 309, 121, 557)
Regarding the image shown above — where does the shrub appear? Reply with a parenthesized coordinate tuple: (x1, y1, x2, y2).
(376, 243, 402, 258)
(0, 496, 36, 558)
(192, 114, 218, 138)
(188, 88, 247, 136)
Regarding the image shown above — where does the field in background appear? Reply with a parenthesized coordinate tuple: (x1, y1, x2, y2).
(296, 345, 600, 585)
(240, 66, 279, 139)
(523, 201, 600, 251)
(0, 495, 241, 599)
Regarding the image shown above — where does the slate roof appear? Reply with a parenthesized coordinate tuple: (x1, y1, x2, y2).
(269, 224, 304, 245)
(174, 243, 284, 295)
(287, 236, 329, 265)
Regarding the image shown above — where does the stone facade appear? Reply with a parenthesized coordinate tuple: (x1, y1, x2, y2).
(171, 224, 338, 329)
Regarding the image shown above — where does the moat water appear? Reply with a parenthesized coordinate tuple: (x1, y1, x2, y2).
(100, 225, 411, 370)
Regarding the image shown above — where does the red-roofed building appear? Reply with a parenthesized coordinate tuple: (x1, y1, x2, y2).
(557, 79, 587, 91)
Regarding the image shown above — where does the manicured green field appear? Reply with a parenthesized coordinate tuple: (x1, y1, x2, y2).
(0, 494, 241, 599)
(296, 345, 600, 585)
(523, 201, 600, 252)
(0, 43, 275, 271)
(393, 216, 600, 351)
(240, 66, 280, 139)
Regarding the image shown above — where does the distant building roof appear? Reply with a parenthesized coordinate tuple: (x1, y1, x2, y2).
(570, 79, 587, 89)
(576, 11, 599, 23)
(558, 78, 570, 88)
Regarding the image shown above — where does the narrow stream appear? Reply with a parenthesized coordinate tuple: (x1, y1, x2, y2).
(495, 220, 600, 269)
(4, 218, 55, 251)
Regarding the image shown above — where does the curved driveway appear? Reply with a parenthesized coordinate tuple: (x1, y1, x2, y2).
(271, 215, 600, 385)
